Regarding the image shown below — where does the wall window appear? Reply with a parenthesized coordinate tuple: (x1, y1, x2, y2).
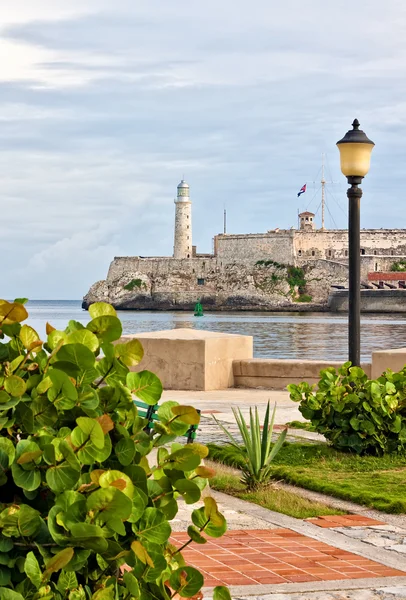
(328, 250, 332, 257)
(391, 250, 394, 256)
(312, 250, 315, 256)
(187, 225, 189, 229)
(345, 250, 348, 257)
(197, 278, 205, 285)
(373, 250, 377, 255)
(187, 254, 190, 258)
(361, 249, 365, 255)
(375, 263, 378, 271)
(298, 250, 302, 256)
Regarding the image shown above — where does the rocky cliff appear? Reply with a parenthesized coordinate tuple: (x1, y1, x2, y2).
(82, 258, 345, 311)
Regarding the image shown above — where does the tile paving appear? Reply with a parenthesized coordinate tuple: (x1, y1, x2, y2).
(307, 515, 387, 528)
(171, 528, 406, 588)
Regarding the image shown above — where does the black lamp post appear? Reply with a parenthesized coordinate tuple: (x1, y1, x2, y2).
(337, 119, 375, 367)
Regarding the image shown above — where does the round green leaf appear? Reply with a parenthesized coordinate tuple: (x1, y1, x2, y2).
(19, 325, 41, 350)
(87, 487, 132, 522)
(46, 462, 81, 493)
(99, 469, 134, 499)
(48, 329, 68, 350)
(4, 375, 26, 397)
(174, 479, 201, 504)
(0, 301, 28, 324)
(72, 417, 104, 450)
(213, 586, 232, 600)
(47, 369, 78, 403)
(191, 505, 226, 538)
(135, 507, 171, 544)
(115, 338, 144, 366)
(86, 316, 122, 343)
(0, 590, 24, 600)
(126, 370, 163, 405)
(17, 505, 42, 536)
(11, 463, 41, 491)
(88, 302, 117, 318)
(171, 405, 200, 425)
(77, 433, 112, 465)
(67, 329, 99, 352)
(115, 438, 136, 466)
(56, 343, 95, 370)
(169, 566, 204, 598)
(187, 525, 207, 545)
(164, 447, 202, 472)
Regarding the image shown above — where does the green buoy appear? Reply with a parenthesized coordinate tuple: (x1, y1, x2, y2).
(194, 301, 204, 317)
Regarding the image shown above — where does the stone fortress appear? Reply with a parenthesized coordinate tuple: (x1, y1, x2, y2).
(83, 180, 406, 311)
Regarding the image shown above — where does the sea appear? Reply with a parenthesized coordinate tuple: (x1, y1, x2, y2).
(24, 300, 406, 362)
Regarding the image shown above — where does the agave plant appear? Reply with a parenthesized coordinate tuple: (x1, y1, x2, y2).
(214, 402, 287, 489)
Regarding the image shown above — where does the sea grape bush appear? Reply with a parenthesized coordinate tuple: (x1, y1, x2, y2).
(0, 299, 230, 600)
(288, 362, 406, 455)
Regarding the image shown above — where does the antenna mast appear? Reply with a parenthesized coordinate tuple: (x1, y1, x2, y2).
(224, 208, 227, 234)
(321, 153, 326, 230)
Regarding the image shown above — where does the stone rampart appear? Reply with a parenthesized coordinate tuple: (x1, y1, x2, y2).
(328, 289, 406, 312)
(215, 231, 295, 264)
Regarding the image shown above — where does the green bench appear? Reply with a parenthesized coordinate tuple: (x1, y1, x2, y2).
(134, 400, 200, 444)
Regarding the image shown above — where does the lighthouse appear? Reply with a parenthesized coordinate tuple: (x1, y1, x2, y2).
(173, 179, 192, 259)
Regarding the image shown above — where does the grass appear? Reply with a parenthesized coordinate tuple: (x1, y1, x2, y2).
(208, 443, 406, 514)
(208, 461, 346, 519)
(285, 420, 316, 432)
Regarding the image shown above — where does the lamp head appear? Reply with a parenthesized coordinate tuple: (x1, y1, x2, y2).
(336, 119, 374, 180)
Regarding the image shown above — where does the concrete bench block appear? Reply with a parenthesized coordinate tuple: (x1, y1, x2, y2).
(371, 348, 406, 379)
(118, 329, 253, 391)
(233, 359, 371, 390)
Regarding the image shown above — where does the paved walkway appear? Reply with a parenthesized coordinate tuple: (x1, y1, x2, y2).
(163, 389, 406, 598)
(171, 491, 406, 598)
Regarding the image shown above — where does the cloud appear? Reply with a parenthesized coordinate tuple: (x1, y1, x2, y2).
(1, 0, 406, 298)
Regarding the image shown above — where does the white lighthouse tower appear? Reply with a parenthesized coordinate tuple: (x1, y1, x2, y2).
(173, 179, 192, 258)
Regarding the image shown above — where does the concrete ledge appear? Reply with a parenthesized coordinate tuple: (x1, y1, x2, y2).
(372, 348, 406, 379)
(118, 329, 253, 391)
(234, 359, 372, 390)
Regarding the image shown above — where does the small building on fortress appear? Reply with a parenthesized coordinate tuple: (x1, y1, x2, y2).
(83, 180, 406, 311)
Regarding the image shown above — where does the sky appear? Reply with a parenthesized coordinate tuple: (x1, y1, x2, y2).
(2, 0, 406, 299)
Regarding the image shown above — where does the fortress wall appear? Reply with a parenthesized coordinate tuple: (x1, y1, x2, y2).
(107, 256, 217, 281)
(294, 230, 406, 261)
(215, 232, 295, 264)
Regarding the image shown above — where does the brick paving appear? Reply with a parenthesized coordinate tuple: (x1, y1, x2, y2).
(307, 515, 387, 528)
(171, 529, 406, 588)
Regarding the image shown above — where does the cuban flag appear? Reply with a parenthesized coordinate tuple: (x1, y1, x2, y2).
(297, 184, 306, 197)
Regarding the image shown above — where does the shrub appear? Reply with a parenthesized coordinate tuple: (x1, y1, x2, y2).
(214, 402, 287, 489)
(288, 362, 406, 455)
(0, 299, 230, 600)
(390, 259, 406, 272)
(295, 294, 312, 303)
(124, 279, 144, 291)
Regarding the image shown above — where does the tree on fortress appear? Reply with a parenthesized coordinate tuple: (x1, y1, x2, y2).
(0, 300, 230, 600)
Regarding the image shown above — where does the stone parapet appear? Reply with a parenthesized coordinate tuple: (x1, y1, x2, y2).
(118, 329, 253, 391)
(233, 359, 371, 390)
(371, 348, 406, 379)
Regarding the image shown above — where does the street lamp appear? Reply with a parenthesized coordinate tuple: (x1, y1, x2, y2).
(337, 119, 374, 367)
